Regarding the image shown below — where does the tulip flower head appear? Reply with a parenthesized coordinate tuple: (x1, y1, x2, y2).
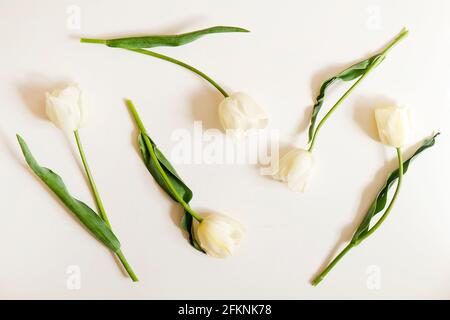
(375, 106, 411, 148)
(45, 84, 87, 133)
(219, 92, 268, 139)
(196, 213, 245, 258)
(272, 148, 314, 192)
(289, 29, 408, 194)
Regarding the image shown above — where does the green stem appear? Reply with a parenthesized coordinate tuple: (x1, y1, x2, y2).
(312, 147, 403, 286)
(80, 38, 107, 45)
(125, 99, 204, 223)
(126, 48, 229, 97)
(116, 250, 139, 282)
(79, 38, 229, 97)
(312, 243, 354, 286)
(74, 130, 110, 227)
(357, 148, 403, 242)
(308, 69, 374, 152)
(74, 130, 138, 282)
(380, 27, 409, 56)
(307, 28, 408, 152)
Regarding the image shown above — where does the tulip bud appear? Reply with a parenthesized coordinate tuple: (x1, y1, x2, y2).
(197, 213, 245, 258)
(273, 148, 314, 192)
(45, 84, 87, 132)
(218, 92, 268, 138)
(375, 106, 411, 148)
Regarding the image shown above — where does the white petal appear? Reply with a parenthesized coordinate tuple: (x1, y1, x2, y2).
(45, 84, 87, 132)
(232, 92, 268, 120)
(218, 92, 268, 137)
(273, 149, 314, 192)
(375, 106, 411, 148)
(219, 97, 244, 131)
(197, 213, 244, 258)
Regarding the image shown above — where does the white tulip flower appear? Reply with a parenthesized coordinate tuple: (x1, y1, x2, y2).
(374, 106, 411, 148)
(197, 213, 245, 258)
(273, 148, 314, 192)
(45, 84, 87, 132)
(218, 92, 268, 138)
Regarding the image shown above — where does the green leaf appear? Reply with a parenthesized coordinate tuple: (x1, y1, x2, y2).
(308, 54, 384, 142)
(16, 134, 121, 253)
(137, 133, 204, 252)
(103, 26, 249, 49)
(352, 133, 439, 243)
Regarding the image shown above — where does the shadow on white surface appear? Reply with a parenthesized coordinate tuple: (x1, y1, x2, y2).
(256, 142, 295, 182)
(301, 61, 359, 136)
(303, 29, 404, 137)
(0, 127, 22, 163)
(352, 95, 396, 142)
(17, 77, 70, 120)
(311, 137, 430, 283)
(18, 79, 96, 190)
(121, 105, 192, 243)
(15, 82, 132, 280)
(74, 15, 207, 40)
(169, 203, 190, 242)
(190, 87, 223, 131)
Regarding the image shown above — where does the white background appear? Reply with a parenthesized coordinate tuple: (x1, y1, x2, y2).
(0, 0, 449, 299)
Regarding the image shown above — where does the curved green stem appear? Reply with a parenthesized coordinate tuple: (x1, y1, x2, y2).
(126, 48, 229, 97)
(312, 147, 403, 286)
(308, 65, 375, 152)
(358, 148, 403, 242)
(125, 99, 204, 223)
(74, 130, 138, 282)
(308, 28, 408, 152)
(80, 38, 229, 97)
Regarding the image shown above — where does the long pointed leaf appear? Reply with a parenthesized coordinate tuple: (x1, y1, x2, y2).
(17, 134, 121, 252)
(104, 26, 249, 49)
(137, 133, 204, 252)
(308, 54, 383, 142)
(352, 133, 439, 243)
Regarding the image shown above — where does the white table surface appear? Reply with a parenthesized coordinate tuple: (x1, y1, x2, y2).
(1, 0, 449, 299)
